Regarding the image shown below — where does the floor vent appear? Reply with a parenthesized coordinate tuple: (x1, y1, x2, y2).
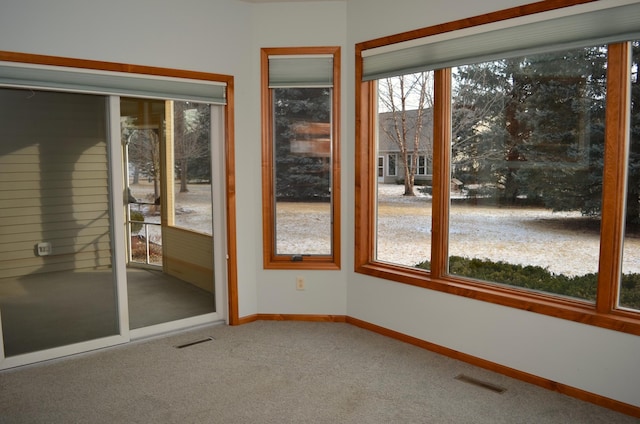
(176, 337, 215, 349)
(455, 374, 507, 394)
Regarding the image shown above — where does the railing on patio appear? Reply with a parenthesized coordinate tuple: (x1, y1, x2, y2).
(128, 220, 162, 266)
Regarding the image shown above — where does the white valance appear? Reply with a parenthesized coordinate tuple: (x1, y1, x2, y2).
(268, 54, 334, 88)
(362, 0, 640, 80)
(0, 61, 227, 104)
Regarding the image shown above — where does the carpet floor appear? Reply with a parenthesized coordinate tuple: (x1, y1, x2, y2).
(0, 321, 637, 423)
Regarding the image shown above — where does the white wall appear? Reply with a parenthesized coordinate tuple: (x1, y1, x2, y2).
(0, 0, 250, 75)
(248, 1, 349, 317)
(1, 0, 639, 410)
(345, 0, 640, 408)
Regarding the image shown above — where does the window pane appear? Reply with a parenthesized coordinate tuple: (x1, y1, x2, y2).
(172, 101, 212, 236)
(388, 154, 396, 177)
(448, 46, 607, 302)
(620, 40, 640, 312)
(376, 72, 434, 268)
(418, 156, 426, 175)
(0, 88, 118, 356)
(122, 98, 216, 328)
(273, 87, 332, 255)
(122, 99, 164, 266)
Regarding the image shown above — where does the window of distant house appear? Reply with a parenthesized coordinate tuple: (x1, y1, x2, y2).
(355, 0, 640, 335)
(387, 154, 397, 177)
(261, 47, 341, 269)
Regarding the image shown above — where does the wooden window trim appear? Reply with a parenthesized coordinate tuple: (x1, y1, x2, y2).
(354, 1, 640, 336)
(598, 42, 631, 315)
(0, 50, 233, 86)
(261, 47, 341, 270)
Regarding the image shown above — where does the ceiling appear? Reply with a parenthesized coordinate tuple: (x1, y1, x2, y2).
(241, 0, 346, 2)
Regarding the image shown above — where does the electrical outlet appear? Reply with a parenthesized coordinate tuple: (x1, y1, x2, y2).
(37, 242, 52, 256)
(296, 276, 305, 290)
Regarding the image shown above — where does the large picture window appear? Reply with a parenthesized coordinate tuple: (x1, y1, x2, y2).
(261, 47, 341, 269)
(355, 0, 640, 335)
(446, 47, 606, 302)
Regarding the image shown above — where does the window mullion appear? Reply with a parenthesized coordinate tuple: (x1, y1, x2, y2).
(431, 68, 452, 278)
(597, 42, 631, 313)
(354, 79, 376, 270)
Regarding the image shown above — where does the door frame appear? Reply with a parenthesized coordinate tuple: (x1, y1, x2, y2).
(0, 51, 238, 369)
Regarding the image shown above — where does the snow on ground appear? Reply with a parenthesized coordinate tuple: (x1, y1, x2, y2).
(130, 182, 640, 277)
(377, 184, 640, 276)
(275, 202, 332, 255)
(129, 182, 212, 243)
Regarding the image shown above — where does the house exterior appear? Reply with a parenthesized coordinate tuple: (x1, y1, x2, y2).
(377, 109, 433, 185)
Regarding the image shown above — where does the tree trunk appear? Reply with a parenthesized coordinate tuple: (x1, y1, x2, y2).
(404, 166, 415, 196)
(153, 175, 160, 201)
(180, 159, 189, 193)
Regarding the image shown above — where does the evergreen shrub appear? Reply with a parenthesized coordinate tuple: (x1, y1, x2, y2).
(415, 256, 640, 309)
(129, 210, 144, 234)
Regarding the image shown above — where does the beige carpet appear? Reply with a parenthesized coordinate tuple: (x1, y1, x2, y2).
(1, 321, 637, 423)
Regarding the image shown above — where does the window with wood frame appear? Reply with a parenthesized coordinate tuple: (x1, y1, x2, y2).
(355, 0, 640, 335)
(261, 47, 341, 269)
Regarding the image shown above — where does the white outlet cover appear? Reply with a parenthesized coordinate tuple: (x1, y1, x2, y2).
(37, 242, 52, 256)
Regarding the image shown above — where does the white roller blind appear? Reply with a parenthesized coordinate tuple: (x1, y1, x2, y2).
(0, 62, 227, 104)
(268, 54, 334, 87)
(362, 0, 640, 81)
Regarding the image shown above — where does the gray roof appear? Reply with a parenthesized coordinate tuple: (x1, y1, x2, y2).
(378, 109, 433, 153)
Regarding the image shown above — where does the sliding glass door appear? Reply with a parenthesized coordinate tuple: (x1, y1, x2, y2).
(0, 88, 120, 358)
(0, 90, 227, 368)
(121, 98, 217, 331)
(0, 51, 232, 368)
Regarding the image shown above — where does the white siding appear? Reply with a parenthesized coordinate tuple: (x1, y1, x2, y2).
(0, 88, 111, 279)
(163, 226, 214, 293)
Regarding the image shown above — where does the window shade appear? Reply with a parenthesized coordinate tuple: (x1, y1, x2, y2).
(268, 55, 333, 87)
(0, 62, 227, 104)
(362, 0, 640, 81)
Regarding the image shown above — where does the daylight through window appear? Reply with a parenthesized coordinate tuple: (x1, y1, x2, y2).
(356, 1, 640, 335)
(376, 72, 434, 268)
(446, 47, 606, 302)
(261, 47, 341, 269)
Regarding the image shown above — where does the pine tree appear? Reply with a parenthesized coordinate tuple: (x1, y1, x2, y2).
(273, 87, 331, 201)
(451, 45, 609, 213)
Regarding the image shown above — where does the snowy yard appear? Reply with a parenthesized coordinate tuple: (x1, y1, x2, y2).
(376, 184, 640, 276)
(128, 182, 213, 250)
(130, 182, 640, 277)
